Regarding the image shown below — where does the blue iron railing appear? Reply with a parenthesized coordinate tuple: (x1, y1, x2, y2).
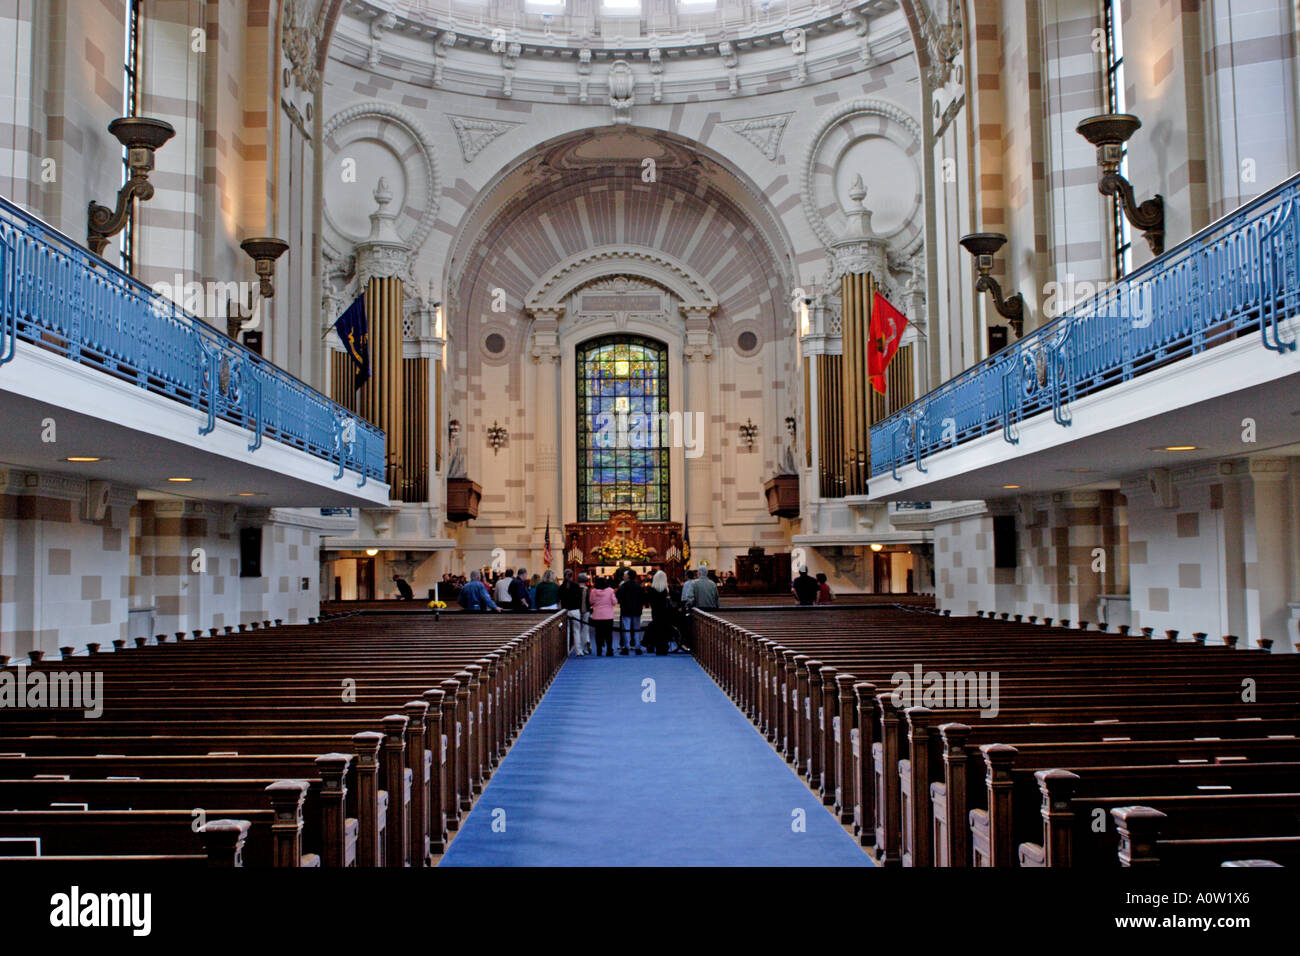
(872, 173, 1300, 480)
(0, 196, 385, 485)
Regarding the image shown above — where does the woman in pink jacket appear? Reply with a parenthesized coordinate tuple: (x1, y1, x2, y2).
(587, 576, 618, 657)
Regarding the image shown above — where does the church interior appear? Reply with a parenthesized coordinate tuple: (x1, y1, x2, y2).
(1, 0, 1299, 915)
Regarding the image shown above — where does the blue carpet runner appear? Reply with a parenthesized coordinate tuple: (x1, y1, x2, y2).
(440, 654, 873, 866)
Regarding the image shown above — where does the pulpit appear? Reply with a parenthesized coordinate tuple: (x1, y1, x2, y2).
(734, 548, 792, 594)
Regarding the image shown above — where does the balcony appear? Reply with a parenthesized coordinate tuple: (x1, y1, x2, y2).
(0, 196, 387, 505)
(871, 173, 1300, 500)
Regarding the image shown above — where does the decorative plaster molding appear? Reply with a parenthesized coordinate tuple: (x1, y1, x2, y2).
(281, 0, 322, 94)
(840, 9, 873, 66)
(432, 30, 457, 86)
(608, 60, 635, 125)
(782, 28, 809, 83)
(649, 47, 664, 102)
(523, 246, 719, 316)
(501, 41, 521, 97)
(721, 113, 792, 162)
(577, 47, 593, 103)
(801, 97, 924, 257)
(719, 41, 740, 95)
(448, 115, 522, 163)
(322, 101, 440, 256)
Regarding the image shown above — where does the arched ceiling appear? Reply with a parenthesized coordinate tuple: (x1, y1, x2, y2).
(446, 127, 799, 355)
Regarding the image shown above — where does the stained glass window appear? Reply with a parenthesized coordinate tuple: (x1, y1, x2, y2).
(576, 335, 670, 522)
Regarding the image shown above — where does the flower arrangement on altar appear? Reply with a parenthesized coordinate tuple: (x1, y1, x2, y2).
(593, 536, 651, 562)
(427, 600, 447, 610)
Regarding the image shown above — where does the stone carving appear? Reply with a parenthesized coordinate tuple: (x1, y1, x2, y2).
(608, 60, 635, 125)
(578, 48, 593, 103)
(280, 0, 320, 93)
(447, 444, 467, 480)
(782, 28, 808, 83)
(501, 41, 521, 97)
(920, 0, 964, 89)
(649, 48, 664, 103)
(719, 41, 740, 95)
(524, 247, 718, 316)
(368, 12, 396, 69)
(776, 445, 799, 476)
(448, 115, 521, 163)
(721, 113, 792, 162)
(322, 102, 440, 257)
(801, 98, 924, 255)
(846, 174, 874, 236)
(433, 30, 457, 86)
(840, 9, 873, 67)
(355, 179, 413, 289)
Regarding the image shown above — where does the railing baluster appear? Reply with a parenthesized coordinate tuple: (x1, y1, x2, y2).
(870, 175, 1300, 481)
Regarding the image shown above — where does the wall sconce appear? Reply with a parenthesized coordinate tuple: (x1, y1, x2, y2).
(959, 233, 1025, 338)
(448, 419, 461, 443)
(739, 418, 758, 450)
(487, 420, 508, 455)
(1076, 113, 1164, 255)
(240, 237, 290, 298)
(87, 116, 176, 256)
(785, 416, 797, 442)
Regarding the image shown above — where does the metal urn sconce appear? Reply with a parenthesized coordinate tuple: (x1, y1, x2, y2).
(87, 117, 176, 256)
(1076, 113, 1165, 255)
(240, 237, 290, 298)
(448, 419, 461, 443)
(739, 418, 759, 451)
(226, 237, 288, 341)
(959, 232, 1025, 338)
(487, 420, 508, 455)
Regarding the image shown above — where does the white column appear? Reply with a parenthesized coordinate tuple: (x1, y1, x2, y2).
(683, 311, 716, 556)
(531, 309, 563, 567)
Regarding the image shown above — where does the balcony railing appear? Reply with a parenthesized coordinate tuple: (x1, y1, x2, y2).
(872, 173, 1300, 481)
(0, 196, 384, 485)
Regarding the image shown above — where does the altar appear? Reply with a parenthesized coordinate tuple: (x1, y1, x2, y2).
(564, 511, 684, 578)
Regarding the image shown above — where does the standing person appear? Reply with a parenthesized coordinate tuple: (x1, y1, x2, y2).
(689, 564, 719, 610)
(679, 569, 698, 609)
(816, 572, 834, 604)
(559, 569, 587, 655)
(792, 568, 819, 606)
(576, 572, 593, 655)
(458, 570, 502, 612)
(509, 567, 532, 612)
(494, 568, 515, 610)
(535, 569, 560, 611)
(616, 570, 646, 655)
(588, 576, 618, 657)
(645, 570, 677, 656)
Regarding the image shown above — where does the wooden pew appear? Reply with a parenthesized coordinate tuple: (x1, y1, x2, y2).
(1019, 763, 1300, 866)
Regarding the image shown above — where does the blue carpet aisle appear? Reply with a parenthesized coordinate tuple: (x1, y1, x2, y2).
(440, 654, 873, 866)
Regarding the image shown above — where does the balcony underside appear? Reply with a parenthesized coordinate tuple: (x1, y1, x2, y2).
(0, 340, 389, 507)
(868, 320, 1300, 502)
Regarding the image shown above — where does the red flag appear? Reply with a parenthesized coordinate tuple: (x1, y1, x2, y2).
(868, 290, 908, 395)
(543, 515, 553, 568)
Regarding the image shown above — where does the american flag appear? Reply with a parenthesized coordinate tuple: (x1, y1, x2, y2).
(543, 515, 553, 568)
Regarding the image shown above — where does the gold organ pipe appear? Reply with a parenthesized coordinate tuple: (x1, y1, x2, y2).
(802, 355, 812, 468)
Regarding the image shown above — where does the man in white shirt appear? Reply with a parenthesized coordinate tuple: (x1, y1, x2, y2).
(494, 569, 514, 609)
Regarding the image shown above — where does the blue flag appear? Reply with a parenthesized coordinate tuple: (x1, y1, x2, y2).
(333, 293, 370, 389)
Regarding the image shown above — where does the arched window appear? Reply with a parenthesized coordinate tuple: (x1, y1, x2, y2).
(576, 335, 670, 522)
